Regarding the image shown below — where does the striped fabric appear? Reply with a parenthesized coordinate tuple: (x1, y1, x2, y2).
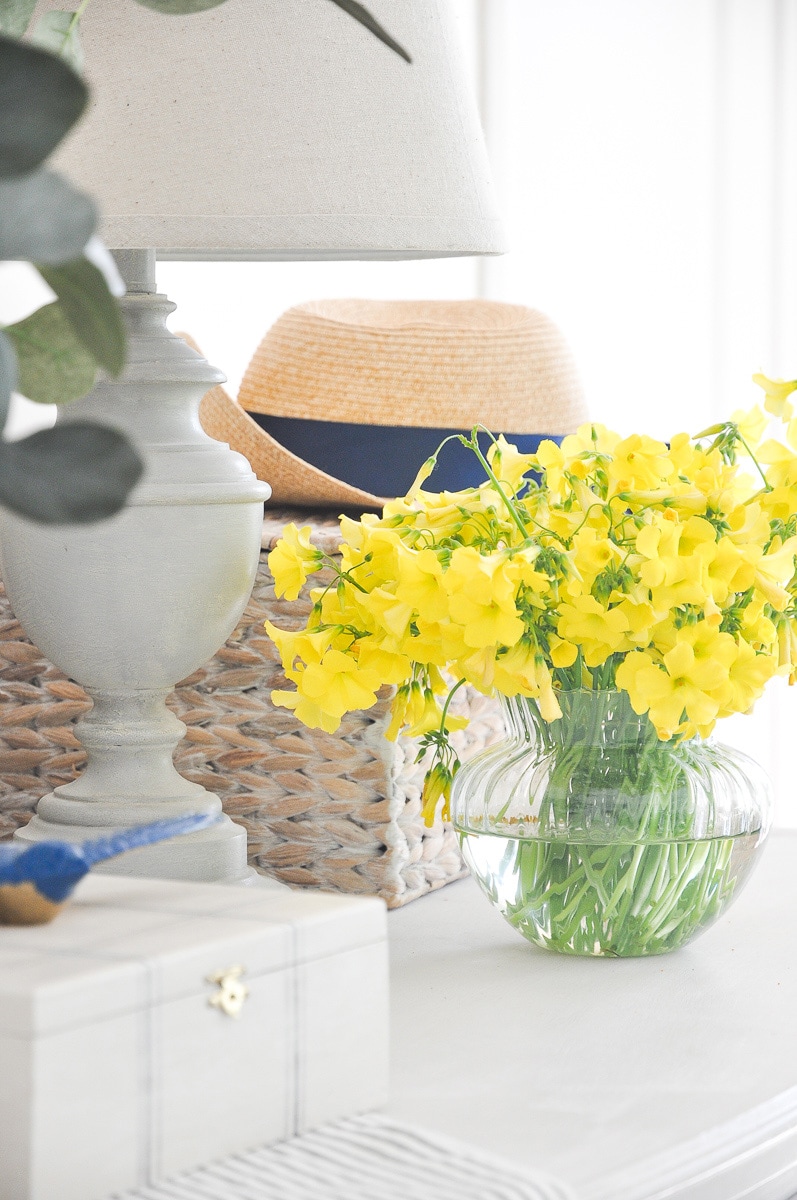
(120, 1113, 574, 1200)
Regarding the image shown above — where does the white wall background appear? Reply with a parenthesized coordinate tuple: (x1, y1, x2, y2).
(3, 0, 797, 821)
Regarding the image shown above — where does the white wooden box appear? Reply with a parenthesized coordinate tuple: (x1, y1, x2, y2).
(0, 875, 388, 1200)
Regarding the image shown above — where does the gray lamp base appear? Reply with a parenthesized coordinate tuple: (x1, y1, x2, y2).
(2, 251, 271, 885)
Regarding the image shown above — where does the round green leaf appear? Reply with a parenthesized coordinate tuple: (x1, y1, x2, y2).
(0, 421, 144, 524)
(0, 329, 17, 431)
(0, 35, 87, 179)
(4, 302, 97, 404)
(0, 169, 96, 263)
(36, 257, 126, 377)
(30, 11, 85, 75)
(0, 0, 38, 38)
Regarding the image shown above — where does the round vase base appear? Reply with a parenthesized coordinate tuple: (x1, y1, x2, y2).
(459, 827, 764, 958)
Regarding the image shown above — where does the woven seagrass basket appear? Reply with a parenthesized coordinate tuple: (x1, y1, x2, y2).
(0, 510, 502, 907)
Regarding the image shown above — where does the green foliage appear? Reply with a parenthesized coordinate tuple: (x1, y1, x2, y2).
(30, 10, 83, 72)
(0, 35, 86, 178)
(0, 169, 96, 261)
(0, 330, 17, 427)
(0, 422, 144, 523)
(5, 303, 97, 404)
(37, 258, 126, 377)
(0, 33, 137, 522)
(0, 1, 38, 39)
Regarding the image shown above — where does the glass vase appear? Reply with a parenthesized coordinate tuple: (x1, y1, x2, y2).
(452, 689, 773, 957)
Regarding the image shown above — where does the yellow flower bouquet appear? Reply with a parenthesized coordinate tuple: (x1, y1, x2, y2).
(266, 375, 797, 956)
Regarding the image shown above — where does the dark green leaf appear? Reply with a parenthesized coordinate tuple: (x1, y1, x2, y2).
(0, 330, 17, 430)
(30, 11, 84, 73)
(132, 0, 229, 11)
(0, 0, 37, 37)
(36, 258, 126, 377)
(5, 302, 97, 404)
(0, 169, 96, 262)
(328, 0, 411, 63)
(0, 35, 87, 179)
(0, 421, 144, 524)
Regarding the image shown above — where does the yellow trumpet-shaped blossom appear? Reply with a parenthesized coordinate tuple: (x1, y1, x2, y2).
(753, 372, 797, 420)
(443, 546, 525, 650)
(487, 434, 537, 492)
(267, 523, 323, 601)
(290, 649, 382, 724)
(264, 395, 797, 823)
(557, 596, 630, 668)
(616, 644, 725, 739)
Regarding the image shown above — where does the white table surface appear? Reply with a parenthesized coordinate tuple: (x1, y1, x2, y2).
(387, 829, 797, 1200)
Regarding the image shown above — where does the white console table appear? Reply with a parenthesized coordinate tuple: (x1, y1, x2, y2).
(388, 829, 797, 1200)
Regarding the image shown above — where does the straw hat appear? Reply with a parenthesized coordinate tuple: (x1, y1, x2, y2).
(199, 299, 587, 509)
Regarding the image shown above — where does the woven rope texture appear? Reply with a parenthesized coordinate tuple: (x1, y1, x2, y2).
(0, 511, 502, 908)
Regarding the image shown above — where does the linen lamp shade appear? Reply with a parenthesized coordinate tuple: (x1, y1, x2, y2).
(50, 0, 506, 261)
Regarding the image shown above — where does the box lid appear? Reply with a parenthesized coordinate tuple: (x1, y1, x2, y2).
(0, 874, 385, 1038)
(69, 873, 387, 962)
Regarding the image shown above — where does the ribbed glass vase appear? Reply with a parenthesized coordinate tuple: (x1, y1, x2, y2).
(452, 690, 773, 957)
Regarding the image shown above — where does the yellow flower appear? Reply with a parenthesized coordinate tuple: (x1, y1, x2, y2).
(616, 643, 724, 737)
(385, 682, 419, 741)
(361, 586, 415, 641)
(613, 598, 658, 649)
(487, 434, 537, 492)
(356, 641, 413, 686)
(269, 688, 342, 734)
(405, 687, 468, 739)
(443, 547, 524, 650)
(455, 644, 499, 692)
(405, 455, 437, 500)
(557, 596, 630, 667)
(752, 372, 797, 420)
(637, 516, 714, 611)
(607, 434, 675, 491)
(492, 639, 543, 695)
(571, 528, 619, 588)
(674, 622, 737, 672)
(265, 403, 797, 753)
(421, 761, 453, 827)
(394, 547, 449, 623)
(561, 423, 620, 461)
(268, 524, 323, 600)
(704, 536, 757, 604)
(730, 404, 767, 448)
(297, 649, 381, 721)
(549, 637, 578, 667)
(717, 640, 776, 713)
(533, 439, 566, 491)
(264, 622, 335, 676)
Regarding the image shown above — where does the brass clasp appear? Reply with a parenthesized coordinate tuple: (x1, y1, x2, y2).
(207, 965, 249, 1017)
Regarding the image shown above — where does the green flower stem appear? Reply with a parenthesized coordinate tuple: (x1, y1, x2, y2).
(735, 430, 772, 492)
(439, 677, 466, 733)
(460, 429, 530, 543)
(470, 690, 757, 956)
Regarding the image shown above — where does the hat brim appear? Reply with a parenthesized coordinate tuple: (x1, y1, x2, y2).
(199, 379, 388, 510)
(180, 331, 386, 510)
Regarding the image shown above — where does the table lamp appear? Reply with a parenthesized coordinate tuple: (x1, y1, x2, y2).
(0, 0, 505, 883)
